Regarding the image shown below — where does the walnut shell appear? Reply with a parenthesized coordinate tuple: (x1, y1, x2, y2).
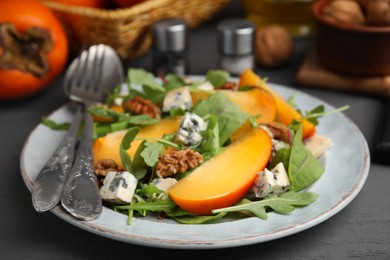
(365, 0, 390, 26)
(255, 25, 293, 68)
(322, 0, 365, 25)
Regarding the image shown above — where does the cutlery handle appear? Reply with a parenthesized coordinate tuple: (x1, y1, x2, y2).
(373, 99, 390, 164)
(61, 106, 102, 221)
(32, 105, 83, 212)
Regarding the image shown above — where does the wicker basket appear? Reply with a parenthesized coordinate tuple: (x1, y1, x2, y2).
(42, 0, 229, 61)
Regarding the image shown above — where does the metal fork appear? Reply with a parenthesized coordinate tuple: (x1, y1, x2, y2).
(32, 44, 124, 221)
(60, 44, 124, 221)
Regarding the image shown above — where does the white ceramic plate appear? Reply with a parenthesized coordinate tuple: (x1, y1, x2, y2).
(20, 82, 370, 249)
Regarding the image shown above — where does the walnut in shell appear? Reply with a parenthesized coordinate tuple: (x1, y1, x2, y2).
(322, 0, 365, 25)
(255, 25, 293, 68)
(365, 0, 390, 26)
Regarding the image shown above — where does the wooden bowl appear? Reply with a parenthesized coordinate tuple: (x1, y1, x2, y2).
(312, 0, 390, 76)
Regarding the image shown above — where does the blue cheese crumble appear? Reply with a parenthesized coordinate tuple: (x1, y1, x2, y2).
(176, 112, 208, 147)
(252, 162, 290, 198)
(100, 171, 137, 204)
(162, 87, 193, 112)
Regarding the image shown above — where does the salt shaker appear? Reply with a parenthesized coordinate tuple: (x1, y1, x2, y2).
(152, 18, 188, 76)
(217, 18, 255, 75)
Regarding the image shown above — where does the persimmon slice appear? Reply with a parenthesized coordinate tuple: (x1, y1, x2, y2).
(239, 68, 316, 139)
(168, 127, 272, 215)
(93, 117, 180, 168)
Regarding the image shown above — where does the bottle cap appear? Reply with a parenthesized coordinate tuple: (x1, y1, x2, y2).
(217, 19, 255, 55)
(152, 18, 187, 53)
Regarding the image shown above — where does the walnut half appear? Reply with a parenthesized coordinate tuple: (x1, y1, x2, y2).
(156, 148, 204, 178)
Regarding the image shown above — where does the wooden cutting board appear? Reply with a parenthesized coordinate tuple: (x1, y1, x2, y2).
(296, 47, 390, 97)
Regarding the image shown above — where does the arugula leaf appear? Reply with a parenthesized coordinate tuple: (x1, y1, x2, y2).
(131, 140, 148, 180)
(119, 127, 140, 173)
(42, 117, 70, 130)
(287, 93, 297, 108)
(212, 191, 319, 220)
(206, 70, 230, 87)
(89, 106, 160, 126)
(303, 105, 349, 126)
(197, 114, 221, 158)
(140, 142, 164, 167)
(120, 114, 160, 125)
(136, 183, 163, 199)
(192, 92, 248, 146)
(105, 83, 123, 106)
(115, 198, 177, 214)
(303, 105, 325, 126)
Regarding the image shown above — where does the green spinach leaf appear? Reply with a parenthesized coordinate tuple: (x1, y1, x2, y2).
(205, 70, 230, 87)
(192, 92, 248, 146)
(288, 126, 324, 191)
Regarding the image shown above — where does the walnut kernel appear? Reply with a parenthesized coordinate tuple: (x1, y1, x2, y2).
(156, 148, 204, 178)
(255, 25, 293, 68)
(123, 96, 161, 119)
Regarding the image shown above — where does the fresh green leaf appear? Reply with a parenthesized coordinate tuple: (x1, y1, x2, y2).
(42, 117, 70, 130)
(140, 142, 164, 167)
(205, 70, 230, 87)
(105, 83, 123, 106)
(119, 127, 140, 173)
(304, 105, 325, 126)
(287, 93, 297, 108)
(169, 107, 186, 117)
(127, 68, 167, 104)
(132, 140, 148, 180)
(192, 92, 248, 146)
(164, 74, 186, 91)
(288, 126, 324, 191)
(248, 114, 261, 128)
(136, 183, 164, 199)
(89, 106, 160, 126)
(212, 191, 319, 220)
(174, 212, 228, 224)
(304, 105, 349, 126)
(115, 198, 177, 214)
(93, 122, 112, 138)
(269, 147, 291, 170)
(120, 114, 160, 125)
(88, 106, 121, 121)
(128, 68, 160, 89)
(197, 114, 221, 156)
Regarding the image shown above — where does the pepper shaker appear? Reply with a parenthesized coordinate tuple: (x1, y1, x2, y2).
(217, 18, 255, 75)
(152, 18, 188, 76)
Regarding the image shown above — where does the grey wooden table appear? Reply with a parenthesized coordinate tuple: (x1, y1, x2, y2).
(1, 1, 389, 259)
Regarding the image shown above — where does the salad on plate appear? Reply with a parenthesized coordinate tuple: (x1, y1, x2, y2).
(44, 68, 346, 225)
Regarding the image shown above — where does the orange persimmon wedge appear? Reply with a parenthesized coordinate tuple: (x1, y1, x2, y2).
(239, 68, 316, 139)
(191, 88, 277, 139)
(93, 117, 180, 168)
(168, 127, 272, 215)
